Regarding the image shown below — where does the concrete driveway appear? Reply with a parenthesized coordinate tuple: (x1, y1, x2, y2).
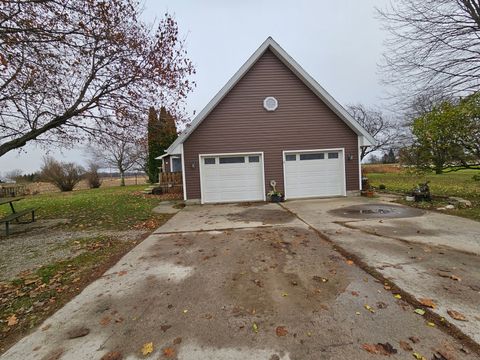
(283, 197, 480, 346)
(2, 201, 479, 359)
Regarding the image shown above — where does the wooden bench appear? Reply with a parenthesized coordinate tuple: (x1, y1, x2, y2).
(0, 208, 36, 236)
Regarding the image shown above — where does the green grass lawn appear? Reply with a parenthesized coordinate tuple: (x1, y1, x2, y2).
(365, 167, 480, 221)
(0, 185, 170, 231)
(367, 169, 480, 199)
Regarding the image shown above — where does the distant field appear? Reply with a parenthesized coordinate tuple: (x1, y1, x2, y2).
(363, 164, 480, 222)
(21, 175, 148, 195)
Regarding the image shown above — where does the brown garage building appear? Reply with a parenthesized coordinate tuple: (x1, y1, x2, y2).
(161, 37, 374, 204)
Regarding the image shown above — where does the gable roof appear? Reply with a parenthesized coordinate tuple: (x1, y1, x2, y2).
(166, 37, 375, 154)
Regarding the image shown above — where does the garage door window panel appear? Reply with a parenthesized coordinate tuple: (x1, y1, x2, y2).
(204, 158, 216, 165)
(219, 156, 245, 164)
(285, 154, 296, 161)
(248, 156, 260, 163)
(328, 152, 339, 159)
(300, 153, 324, 160)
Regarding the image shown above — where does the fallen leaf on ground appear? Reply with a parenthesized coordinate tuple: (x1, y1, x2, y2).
(173, 337, 182, 345)
(141, 342, 153, 356)
(412, 352, 426, 360)
(362, 344, 379, 354)
(449, 275, 461, 281)
(394, 294, 402, 299)
(7, 314, 18, 326)
(351, 291, 359, 296)
(117, 271, 128, 276)
(427, 322, 435, 327)
(376, 301, 388, 309)
(160, 325, 171, 332)
(163, 347, 175, 358)
(100, 316, 111, 326)
(67, 327, 90, 339)
(100, 351, 122, 360)
(419, 298, 436, 309)
(252, 322, 259, 333)
(361, 342, 397, 355)
(409, 336, 420, 343)
(399, 340, 412, 351)
(281, 292, 288, 297)
(414, 309, 425, 316)
(276, 326, 288, 337)
(364, 304, 375, 313)
(447, 309, 467, 321)
(346, 260, 354, 265)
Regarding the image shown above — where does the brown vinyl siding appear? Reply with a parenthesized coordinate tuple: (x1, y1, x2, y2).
(184, 49, 359, 200)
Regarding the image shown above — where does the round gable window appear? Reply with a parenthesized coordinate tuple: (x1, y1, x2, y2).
(263, 96, 278, 111)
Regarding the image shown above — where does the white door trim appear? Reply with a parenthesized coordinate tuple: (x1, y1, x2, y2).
(178, 144, 186, 201)
(198, 151, 266, 204)
(282, 148, 347, 200)
(357, 137, 362, 190)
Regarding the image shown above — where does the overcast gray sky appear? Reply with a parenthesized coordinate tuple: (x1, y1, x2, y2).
(0, 0, 388, 174)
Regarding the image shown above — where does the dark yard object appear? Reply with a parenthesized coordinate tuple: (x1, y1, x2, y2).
(0, 198, 36, 236)
(412, 181, 432, 202)
(269, 194, 285, 203)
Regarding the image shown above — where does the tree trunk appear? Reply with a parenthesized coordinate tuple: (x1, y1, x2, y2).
(434, 165, 443, 174)
(120, 171, 125, 186)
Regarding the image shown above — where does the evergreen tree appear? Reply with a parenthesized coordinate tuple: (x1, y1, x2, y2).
(147, 106, 178, 183)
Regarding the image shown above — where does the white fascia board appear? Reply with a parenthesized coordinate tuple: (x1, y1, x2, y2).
(167, 37, 376, 151)
(358, 135, 374, 147)
(168, 143, 183, 155)
(155, 153, 169, 160)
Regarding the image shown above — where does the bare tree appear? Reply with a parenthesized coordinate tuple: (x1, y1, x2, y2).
(347, 104, 400, 159)
(378, 0, 480, 98)
(89, 134, 142, 187)
(40, 157, 84, 191)
(0, 0, 194, 157)
(85, 161, 102, 189)
(4, 169, 22, 182)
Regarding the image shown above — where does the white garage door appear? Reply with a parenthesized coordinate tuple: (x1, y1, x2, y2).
(284, 150, 345, 199)
(200, 153, 265, 203)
